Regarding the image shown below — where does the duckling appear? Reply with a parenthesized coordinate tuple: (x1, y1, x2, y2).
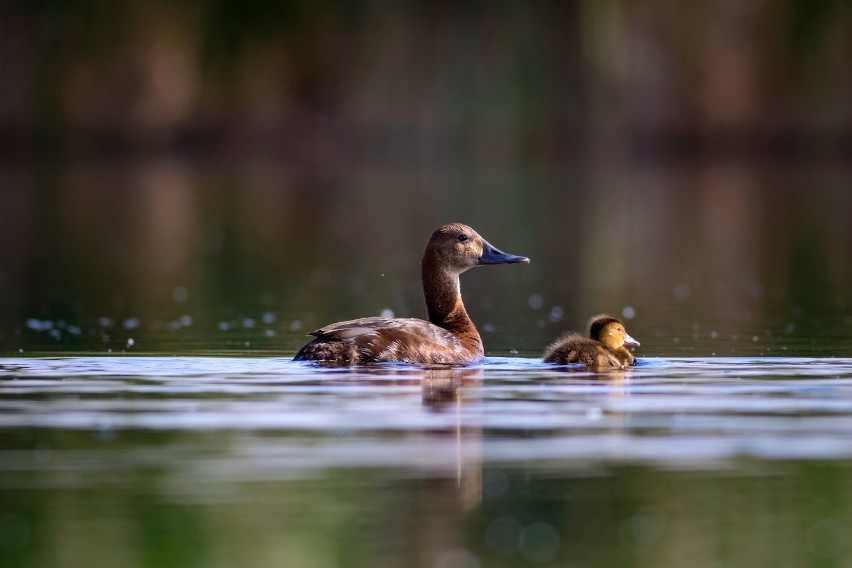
(294, 223, 529, 365)
(543, 315, 640, 367)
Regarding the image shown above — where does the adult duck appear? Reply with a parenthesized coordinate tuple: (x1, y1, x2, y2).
(294, 223, 529, 365)
(543, 315, 640, 367)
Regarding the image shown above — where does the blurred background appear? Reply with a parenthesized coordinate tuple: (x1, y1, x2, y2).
(1, 0, 851, 356)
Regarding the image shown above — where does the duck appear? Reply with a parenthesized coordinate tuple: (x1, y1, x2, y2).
(543, 315, 640, 367)
(294, 223, 529, 365)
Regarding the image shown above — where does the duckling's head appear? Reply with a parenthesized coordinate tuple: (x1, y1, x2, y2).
(588, 315, 640, 350)
(424, 223, 529, 275)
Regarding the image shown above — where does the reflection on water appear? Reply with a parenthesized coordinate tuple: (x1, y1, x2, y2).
(1, 160, 851, 359)
(3, 356, 852, 566)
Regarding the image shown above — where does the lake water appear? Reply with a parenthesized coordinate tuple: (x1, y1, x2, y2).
(4, 355, 852, 567)
(1, 158, 851, 566)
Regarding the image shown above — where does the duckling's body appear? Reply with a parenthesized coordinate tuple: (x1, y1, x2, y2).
(294, 223, 529, 365)
(543, 315, 639, 368)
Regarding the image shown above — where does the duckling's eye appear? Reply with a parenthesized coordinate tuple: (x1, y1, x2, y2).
(457, 234, 470, 242)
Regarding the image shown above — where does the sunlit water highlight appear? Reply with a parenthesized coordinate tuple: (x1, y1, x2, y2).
(4, 356, 852, 485)
(6, 356, 852, 567)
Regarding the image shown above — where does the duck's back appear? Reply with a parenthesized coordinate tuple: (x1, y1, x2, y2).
(542, 333, 622, 367)
(294, 317, 482, 365)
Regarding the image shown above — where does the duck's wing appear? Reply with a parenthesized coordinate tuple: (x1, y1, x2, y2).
(307, 317, 411, 340)
(296, 317, 474, 365)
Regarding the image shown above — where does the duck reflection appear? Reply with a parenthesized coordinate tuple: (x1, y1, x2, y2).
(420, 366, 481, 409)
(418, 366, 483, 513)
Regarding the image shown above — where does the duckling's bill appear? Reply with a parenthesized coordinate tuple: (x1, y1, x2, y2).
(477, 240, 530, 265)
(623, 332, 640, 347)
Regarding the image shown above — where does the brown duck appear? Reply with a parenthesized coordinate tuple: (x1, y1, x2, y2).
(294, 223, 529, 365)
(543, 315, 640, 367)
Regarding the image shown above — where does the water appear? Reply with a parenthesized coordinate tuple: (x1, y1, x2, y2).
(2, 155, 851, 567)
(3, 355, 852, 567)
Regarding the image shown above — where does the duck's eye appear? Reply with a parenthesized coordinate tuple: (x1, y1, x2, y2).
(457, 234, 470, 242)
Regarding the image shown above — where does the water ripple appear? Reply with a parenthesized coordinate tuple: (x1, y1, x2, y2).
(3, 356, 852, 486)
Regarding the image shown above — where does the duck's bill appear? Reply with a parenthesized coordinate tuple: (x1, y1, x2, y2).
(623, 332, 640, 347)
(478, 240, 530, 265)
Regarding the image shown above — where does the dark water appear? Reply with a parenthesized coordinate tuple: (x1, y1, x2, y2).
(3, 2, 852, 563)
(1, 158, 851, 567)
(4, 356, 852, 567)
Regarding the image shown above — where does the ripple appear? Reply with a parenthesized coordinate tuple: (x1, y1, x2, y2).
(2, 356, 852, 487)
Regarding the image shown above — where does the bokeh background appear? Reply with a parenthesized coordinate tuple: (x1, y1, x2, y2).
(1, 0, 851, 356)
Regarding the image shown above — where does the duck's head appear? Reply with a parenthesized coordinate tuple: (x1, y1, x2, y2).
(588, 315, 640, 350)
(424, 223, 530, 275)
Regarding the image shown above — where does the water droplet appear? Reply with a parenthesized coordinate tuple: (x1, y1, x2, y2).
(127, 338, 135, 347)
(528, 294, 544, 310)
(290, 320, 302, 331)
(482, 323, 495, 333)
(380, 308, 394, 318)
(622, 306, 636, 319)
(262, 311, 276, 325)
(218, 321, 230, 331)
(179, 315, 192, 327)
(242, 318, 255, 329)
(483, 470, 509, 498)
(520, 522, 560, 562)
(674, 283, 690, 300)
(752, 335, 759, 342)
(264, 329, 276, 337)
(549, 306, 564, 322)
(172, 286, 189, 303)
(710, 331, 718, 339)
(123, 318, 140, 330)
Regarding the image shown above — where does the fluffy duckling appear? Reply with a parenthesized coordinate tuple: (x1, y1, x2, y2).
(543, 315, 640, 367)
(294, 223, 529, 365)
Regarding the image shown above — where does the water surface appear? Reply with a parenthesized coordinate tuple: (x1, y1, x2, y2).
(3, 356, 852, 567)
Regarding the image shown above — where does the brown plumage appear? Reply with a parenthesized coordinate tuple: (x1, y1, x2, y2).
(294, 223, 529, 365)
(543, 315, 640, 367)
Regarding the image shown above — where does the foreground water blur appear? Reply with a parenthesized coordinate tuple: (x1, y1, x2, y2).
(3, 355, 852, 567)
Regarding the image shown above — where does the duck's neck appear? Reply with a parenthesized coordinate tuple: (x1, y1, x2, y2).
(421, 258, 482, 353)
